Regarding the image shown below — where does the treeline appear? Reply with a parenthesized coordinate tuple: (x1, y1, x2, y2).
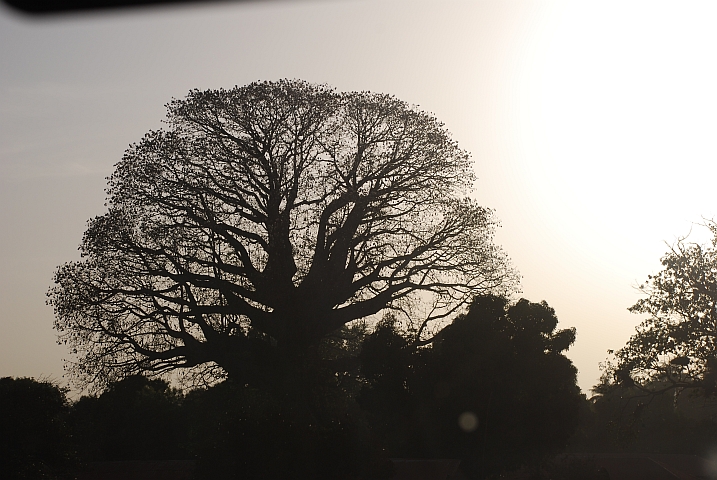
(568, 384, 717, 455)
(4, 295, 585, 479)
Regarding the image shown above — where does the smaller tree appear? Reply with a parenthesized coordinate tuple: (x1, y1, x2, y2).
(358, 295, 581, 479)
(601, 221, 717, 396)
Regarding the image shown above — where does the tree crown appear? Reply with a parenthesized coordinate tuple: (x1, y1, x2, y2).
(50, 80, 515, 390)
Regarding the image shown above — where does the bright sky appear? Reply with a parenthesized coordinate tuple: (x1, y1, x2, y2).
(2, 0, 717, 393)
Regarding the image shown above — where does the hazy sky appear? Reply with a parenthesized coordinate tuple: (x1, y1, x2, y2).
(2, 0, 717, 393)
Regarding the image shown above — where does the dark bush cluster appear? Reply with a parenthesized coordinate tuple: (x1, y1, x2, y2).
(568, 383, 717, 456)
(0, 375, 387, 480)
(0, 377, 76, 479)
(3, 296, 584, 479)
(358, 295, 582, 479)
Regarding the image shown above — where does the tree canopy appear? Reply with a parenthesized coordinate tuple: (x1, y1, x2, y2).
(601, 221, 717, 395)
(49, 80, 515, 392)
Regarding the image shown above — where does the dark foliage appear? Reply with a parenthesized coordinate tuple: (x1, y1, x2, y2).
(3, 295, 584, 480)
(175, 325, 392, 479)
(359, 295, 582, 479)
(183, 380, 391, 480)
(568, 385, 717, 455)
(69, 376, 185, 462)
(64, 370, 389, 479)
(0, 377, 76, 479)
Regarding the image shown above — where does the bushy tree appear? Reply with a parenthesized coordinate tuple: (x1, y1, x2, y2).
(49, 80, 515, 395)
(602, 221, 717, 395)
(358, 295, 582, 479)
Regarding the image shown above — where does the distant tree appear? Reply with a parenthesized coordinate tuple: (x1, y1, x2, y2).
(69, 375, 185, 462)
(49, 80, 515, 396)
(0, 377, 76, 479)
(601, 221, 717, 396)
(358, 295, 582, 479)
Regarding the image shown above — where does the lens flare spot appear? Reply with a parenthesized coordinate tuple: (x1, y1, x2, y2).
(458, 411, 478, 432)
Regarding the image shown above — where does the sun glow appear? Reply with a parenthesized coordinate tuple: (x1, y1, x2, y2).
(502, 1, 717, 390)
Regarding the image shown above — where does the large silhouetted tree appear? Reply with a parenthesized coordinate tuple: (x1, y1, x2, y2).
(601, 221, 717, 396)
(49, 80, 514, 394)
